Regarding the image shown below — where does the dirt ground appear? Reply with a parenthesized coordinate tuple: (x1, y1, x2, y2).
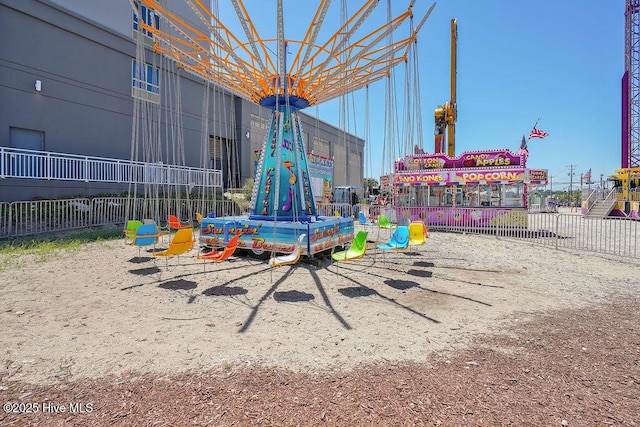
(0, 228, 639, 425)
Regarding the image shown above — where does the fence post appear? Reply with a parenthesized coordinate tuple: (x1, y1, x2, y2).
(8, 202, 13, 237)
(89, 198, 95, 226)
(554, 213, 560, 250)
(46, 152, 51, 180)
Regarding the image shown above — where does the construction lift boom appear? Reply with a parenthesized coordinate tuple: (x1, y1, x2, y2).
(434, 18, 457, 157)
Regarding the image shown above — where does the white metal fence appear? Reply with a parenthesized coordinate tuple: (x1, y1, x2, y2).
(0, 197, 241, 238)
(362, 205, 639, 259)
(1, 199, 638, 259)
(522, 211, 639, 258)
(0, 147, 222, 188)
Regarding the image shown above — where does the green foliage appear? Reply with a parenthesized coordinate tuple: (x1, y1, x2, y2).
(242, 178, 255, 201)
(363, 177, 379, 193)
(0, 227, 122, 272)
(364, 177, 379, 188)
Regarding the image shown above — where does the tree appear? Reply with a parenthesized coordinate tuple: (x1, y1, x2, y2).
(363, 177, 379, 195)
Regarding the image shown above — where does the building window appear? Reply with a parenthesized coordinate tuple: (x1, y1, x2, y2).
(10, 127, 44, 151)
(250, 113, 270, 130)
(132, 59, 160, 102)
(131, 59, 160, 96)
(9, 127, 45, 178)
(312, 136, 331, 158)
(133, 1, 159, 38)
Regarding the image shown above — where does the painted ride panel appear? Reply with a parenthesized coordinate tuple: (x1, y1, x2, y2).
(250, 106, 315, 221)
(200, 216, 354, 257)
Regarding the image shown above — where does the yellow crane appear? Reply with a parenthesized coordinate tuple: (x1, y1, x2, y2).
(434, 18, 457, 157)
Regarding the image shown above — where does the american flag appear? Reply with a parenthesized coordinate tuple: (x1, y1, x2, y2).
(582, 169, 591, 183)
(529, 127, 549, 139)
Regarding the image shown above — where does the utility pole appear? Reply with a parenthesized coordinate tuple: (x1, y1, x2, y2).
(568, 164, 576, 208)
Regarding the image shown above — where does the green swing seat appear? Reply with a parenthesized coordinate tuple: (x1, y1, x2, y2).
(377, 214, 392, 229)
(332, 230, 368, 261)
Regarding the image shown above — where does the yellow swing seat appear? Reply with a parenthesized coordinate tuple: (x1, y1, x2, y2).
(154, 229, 195, 257)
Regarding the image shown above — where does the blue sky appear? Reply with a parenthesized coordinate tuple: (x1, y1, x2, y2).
(407, 0, 623, 190)
(218, 1, 623, 190)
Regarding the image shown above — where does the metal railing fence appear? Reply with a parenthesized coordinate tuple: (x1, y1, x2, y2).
(498, 210, 638, 258)
(0, 197, 240, 239)
(0, 147, 222, 188)
(1, 198, 638, 259)
(360, 205, 639, 259)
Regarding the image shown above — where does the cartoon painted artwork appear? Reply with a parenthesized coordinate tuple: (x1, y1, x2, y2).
(250, 107, 316, 220)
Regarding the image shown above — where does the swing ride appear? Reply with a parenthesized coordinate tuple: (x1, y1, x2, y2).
(130, 0, 436, 258)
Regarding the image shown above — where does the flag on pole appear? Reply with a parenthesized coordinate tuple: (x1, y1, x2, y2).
(518, 134, 528, 153)
(582, 168, 591, 183)
(529, 127, 549, 139)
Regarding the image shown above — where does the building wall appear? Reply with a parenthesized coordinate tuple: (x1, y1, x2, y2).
(49, 0, 133, 38)
(0, 0, 364, 202)
(302, 113, 364, 188)
(1, 1, 132, 158)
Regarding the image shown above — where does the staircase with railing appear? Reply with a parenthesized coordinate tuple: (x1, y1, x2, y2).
(584, 188, 618, 218)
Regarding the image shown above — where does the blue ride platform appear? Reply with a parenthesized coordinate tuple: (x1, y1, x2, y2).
(204, 95, 355, 258)
(200, 215, 354, 257)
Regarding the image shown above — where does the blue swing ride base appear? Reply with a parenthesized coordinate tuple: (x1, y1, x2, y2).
(199, 215, 354, 258)
(199, 94, 357, 258)
(198, 102, 355, 259)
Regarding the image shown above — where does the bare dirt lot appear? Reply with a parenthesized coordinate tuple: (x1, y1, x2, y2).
(0, 229, 639, 425)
